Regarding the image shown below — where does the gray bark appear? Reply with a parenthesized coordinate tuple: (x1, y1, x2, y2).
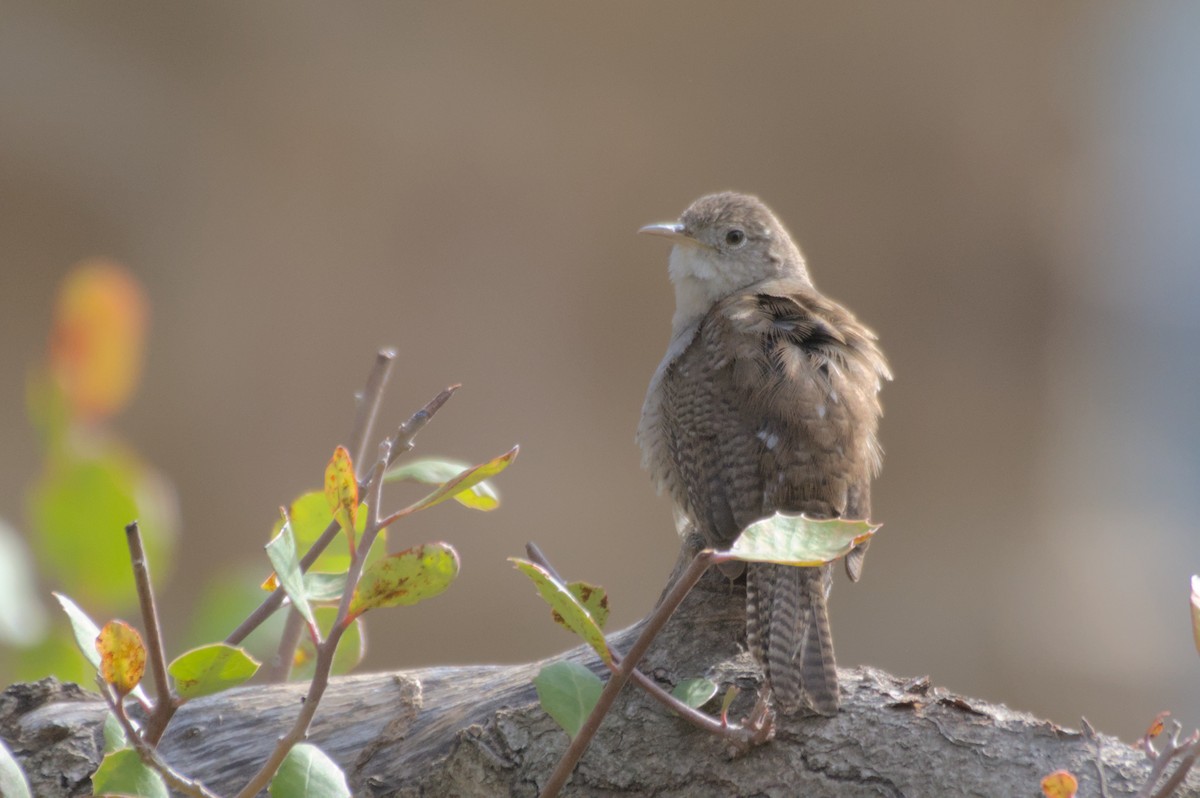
(1, 566, 1194, 797)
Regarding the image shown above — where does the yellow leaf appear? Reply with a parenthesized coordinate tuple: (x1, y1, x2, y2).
(348, 543, 460, 619)
(48, 259, 148, 422)
(324, 446, 358, 550)
(511, 558, 611, 665)
(402, 447, 517, 516)
(1040, 770, 1077, 798)
(95, 620, 146, 696)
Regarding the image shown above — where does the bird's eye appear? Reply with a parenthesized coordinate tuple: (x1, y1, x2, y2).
(725, 229, 746, 247)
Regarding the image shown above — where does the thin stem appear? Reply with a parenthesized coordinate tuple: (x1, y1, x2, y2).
(525, 541, 743, 740)
(1151, 740, 1199, 798)
(385, 384, 460, 468)
(348, 349, 396, 481)
(232, 620, 349, 798)
(234, 456, 393, 798)
(539, 551, 717, 798)
(98, 678, 220, 798)
(124, 522, 175, 745)
(524, 541, 565, 583)
(263, 607, 305, 683)
(1081, 717, 1111, 798)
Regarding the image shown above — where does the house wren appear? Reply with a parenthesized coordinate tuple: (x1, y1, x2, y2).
(636, 192, 890, 714)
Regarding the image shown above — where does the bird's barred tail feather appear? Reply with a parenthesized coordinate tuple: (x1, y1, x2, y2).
(747, 562, 839, 715)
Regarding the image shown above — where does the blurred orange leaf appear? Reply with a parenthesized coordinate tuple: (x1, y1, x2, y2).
(96, 620, 146, 696)
(1145, 710, 1170, 741)
(324, 446, 358, 550)
(48, 259, 148, 423)
(1040, 770, 1077, 798)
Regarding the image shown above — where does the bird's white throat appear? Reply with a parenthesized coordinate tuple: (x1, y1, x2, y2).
(667, 244, 744, 333)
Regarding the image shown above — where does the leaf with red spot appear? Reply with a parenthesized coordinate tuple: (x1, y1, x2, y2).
(553, 581, 609, 631)
(347, 542, 459, 620)
(95, 620, 146, 696)
(511, 559, 611, 665)
(324, 446, 358, 550)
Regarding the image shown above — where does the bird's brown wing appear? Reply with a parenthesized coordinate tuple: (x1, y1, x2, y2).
(703, 280, 889, 712)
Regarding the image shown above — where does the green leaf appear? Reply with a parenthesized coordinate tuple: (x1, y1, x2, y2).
(510, 559, 612, 664)
(534, 661, 603, 739)
(726, 513, 879, 566)
(303, 572, 348, 603)
(291, 607, 364, 681)
(400, 447, 517, 516)
(348, 543, 459, 619)
(265, 519, 316, 631)
(30, 443, 176, 608)
(719, 685, 739, 719)
(102, 711, 128, 754)
(671, 677, 719, 709)
(0, 520, 47, 646)
(564, 582, 609, 630)
(268, 742, 350, 798)
(385, 458, 500, 511)
(52, 593, 150, 704)
(168, 643, 260, 700)
(9, 629, 94, 689)
(52, 592, 102, 671)
(271, 492, 380, 576)
(91, 748, 168, 798)
(0, 738, 31, 798)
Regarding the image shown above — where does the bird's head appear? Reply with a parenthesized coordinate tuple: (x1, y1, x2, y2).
(640, 192, 810, 332)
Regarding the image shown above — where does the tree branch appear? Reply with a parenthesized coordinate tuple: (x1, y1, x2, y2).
(3, 555, 1196, 797)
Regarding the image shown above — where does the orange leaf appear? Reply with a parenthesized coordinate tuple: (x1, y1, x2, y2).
(96, 620, 147, 696)
(1040, 770, 1077, 798)
(48, 259, 148, 422)
(324, 446, 358, 550)
(1145, 710, 1170, 740)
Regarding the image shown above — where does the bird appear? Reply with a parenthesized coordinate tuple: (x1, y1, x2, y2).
(636, 191, 890, 715)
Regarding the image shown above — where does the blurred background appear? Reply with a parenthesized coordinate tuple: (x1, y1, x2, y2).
(1, 2, 1198, 741)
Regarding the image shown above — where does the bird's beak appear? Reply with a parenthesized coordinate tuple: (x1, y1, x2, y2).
(638, 222, 687, 241)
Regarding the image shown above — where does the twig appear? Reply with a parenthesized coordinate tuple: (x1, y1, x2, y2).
(348, 349, 396, 481)
(1082, 717, 1111, 798)
(97, 677, 220, 798)
(539, 550, 718, 798)
(385, 384, 460, 468)
(124, 522, 176, 745)
(524, 542, 565, 583)
(263, 607, 305, 683)
(224, 384, 458, 647)
(524, 541, 750, 740)
(233, 442, 394, 798)
(1138, 719, 1200, 798)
